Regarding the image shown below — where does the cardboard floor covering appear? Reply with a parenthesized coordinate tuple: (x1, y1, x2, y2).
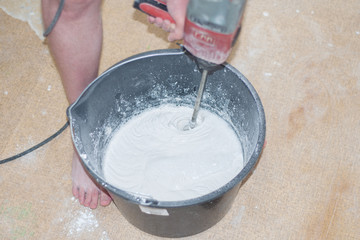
(1, 0, 359, 239)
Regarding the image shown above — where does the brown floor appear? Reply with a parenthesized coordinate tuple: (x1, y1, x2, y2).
(1, 0, 360, 239)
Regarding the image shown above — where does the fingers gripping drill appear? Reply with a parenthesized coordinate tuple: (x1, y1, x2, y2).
(134, 0, 247, 128)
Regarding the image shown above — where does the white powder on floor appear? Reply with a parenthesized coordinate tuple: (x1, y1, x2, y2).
(103, 104, 244, 201)
(66, 208, 99, 236)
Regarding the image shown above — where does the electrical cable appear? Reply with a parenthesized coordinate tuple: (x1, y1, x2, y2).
(43, 0, 65, 37)
(0, 0, 69, 164)
(0, 121, 69, 164)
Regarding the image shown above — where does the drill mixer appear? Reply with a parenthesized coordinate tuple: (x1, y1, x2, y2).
(134, 0, 247, 128)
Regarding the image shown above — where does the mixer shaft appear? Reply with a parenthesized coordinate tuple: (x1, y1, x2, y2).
(189, 69, 209, 128)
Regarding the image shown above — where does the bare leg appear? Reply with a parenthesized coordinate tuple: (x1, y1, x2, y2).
(42, 0, 111, 209)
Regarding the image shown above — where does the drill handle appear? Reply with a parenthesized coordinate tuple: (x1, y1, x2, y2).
(133, 0, 175, 24)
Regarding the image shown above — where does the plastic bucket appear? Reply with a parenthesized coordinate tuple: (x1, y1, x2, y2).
(67, 48, 266, 237)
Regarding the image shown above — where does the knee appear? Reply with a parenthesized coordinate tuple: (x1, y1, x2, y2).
(61, 0, 102, 20)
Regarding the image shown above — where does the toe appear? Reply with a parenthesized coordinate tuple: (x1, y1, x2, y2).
(72, 185, 79, 199)
(89, 189, 99, 209)
(83, 190, 92, 208)
(79, 188, 85, 205)
(100, 191, 112, 207)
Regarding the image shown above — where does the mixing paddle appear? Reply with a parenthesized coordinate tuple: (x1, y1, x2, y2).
(185, 69, 209, 130)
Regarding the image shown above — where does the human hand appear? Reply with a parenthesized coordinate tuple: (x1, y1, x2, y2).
(147, 0, 189, 42)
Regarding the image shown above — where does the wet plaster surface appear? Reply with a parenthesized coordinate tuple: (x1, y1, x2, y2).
(1, 0, 360, 239)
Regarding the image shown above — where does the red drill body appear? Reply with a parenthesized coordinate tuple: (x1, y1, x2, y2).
(184, 0, 247, 65)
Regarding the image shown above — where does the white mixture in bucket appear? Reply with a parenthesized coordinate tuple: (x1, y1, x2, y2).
(103, 104, 244, 201)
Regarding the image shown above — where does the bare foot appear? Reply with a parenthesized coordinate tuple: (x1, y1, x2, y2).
(71, 152, 112, 209)
(147, 0, 189, 41)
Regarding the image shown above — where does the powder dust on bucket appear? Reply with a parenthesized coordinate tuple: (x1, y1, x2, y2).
(67, 49, 266, 238)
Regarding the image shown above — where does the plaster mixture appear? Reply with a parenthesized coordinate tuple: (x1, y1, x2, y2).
(103, 104, 244, 201)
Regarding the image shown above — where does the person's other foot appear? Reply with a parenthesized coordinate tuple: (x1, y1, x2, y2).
(71, 152, 112, 209)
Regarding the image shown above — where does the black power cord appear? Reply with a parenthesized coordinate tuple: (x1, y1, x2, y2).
(43, 0, 65, 37)
(2, 1, 176, 165)
(0, 121, 69, 164)
(1, 0, 68, 164)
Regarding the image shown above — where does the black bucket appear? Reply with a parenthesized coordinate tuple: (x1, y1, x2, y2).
(67, 48, 266, 238)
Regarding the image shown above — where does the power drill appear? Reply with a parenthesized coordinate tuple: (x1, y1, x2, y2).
(134, 0, 247, 127)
